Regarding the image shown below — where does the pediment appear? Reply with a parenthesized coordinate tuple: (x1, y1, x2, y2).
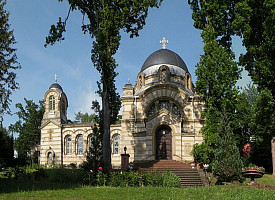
(40, 120, 61, 129)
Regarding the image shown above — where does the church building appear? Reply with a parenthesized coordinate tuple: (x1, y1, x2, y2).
(39, 38, 205, 168)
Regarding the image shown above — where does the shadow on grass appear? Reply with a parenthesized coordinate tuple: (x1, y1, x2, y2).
(0, 178, 85, 194)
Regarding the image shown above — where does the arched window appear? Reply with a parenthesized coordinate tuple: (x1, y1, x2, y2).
(172, 104, 181, 117)
(139, 75, 142, 89)
(61, 99, 66, 114)
(186, 75, 190, 89)
(77, 135, 84, 155)
(65, 136, 72, 155)
(113, 135, 120, 155)
(159, 100, 169, 110)
(49, 95, 55, 112)
(147, 103, 155, 117)
(88, 135, 94, 152)
(161, 69, 167, 82)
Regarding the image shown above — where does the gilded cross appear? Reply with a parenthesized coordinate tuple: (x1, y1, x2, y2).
(160, 37, 168, 49)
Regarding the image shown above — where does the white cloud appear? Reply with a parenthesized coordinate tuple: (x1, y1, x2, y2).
(67, 80, 100, 121)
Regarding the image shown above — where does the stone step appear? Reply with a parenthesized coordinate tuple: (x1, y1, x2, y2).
(137, 160, 204, 187)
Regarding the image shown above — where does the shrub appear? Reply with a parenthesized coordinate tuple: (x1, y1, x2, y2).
(191, 143, 214, 164)
(212, 112, 243, 184)
(109, 171, 130, 187)
(162, 171, 180, 188)
(142, 171, 162, 186)
(45, 168, 87, 184)
(96, 170, 107, 186)
(109, 171, 162, 187)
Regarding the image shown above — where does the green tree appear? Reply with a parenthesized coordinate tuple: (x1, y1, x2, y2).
(188, 0, 238, 49)
(11, 99, 44, 163)
(80, 101, 103, 184)
(189, 0, 275, 174)
(0, 0, 21, 120)
(45, 0, 162, 170)
(0, 126, 14, 167)
(212, 111, 243, 184)
(233, 0, 275, 175)
(232, 83, 258, 153)
(249, 89, 274, 172)
(195, 27, 241, 146)
(74, 111, 98, 123)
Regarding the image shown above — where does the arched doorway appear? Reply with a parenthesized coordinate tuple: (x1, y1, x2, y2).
(155, 125, 172, 160)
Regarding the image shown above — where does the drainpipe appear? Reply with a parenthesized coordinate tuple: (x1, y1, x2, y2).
(134, 95, 138, 133)
(61, 124, 63, 167)
(192, 96, 195, 134)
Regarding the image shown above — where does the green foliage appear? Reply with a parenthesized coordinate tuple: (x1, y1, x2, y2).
(0, 0, 21, 118)
(188, 0, 237, 49)
(0, 127, 14, 167)
(235, 1, 275, 93)
(44, 168, 87, 184)
(190, 0, 275, 176)
(251, 89, 275, 138)
(249, 88, 274, 172)
(192, 143, 214, 164)
(10, 98, 44, 163)
(161, 171, 180, 188)
(74, 111, 98, 123)
(109, 171, 131, 187)
(45, 0, 162, 170)
(231, 83, 258, 152)
(234, 0, 275, 174)
(195, 27, 241, 146)
(96, 170, 107, 186)
(0, 165, 46, 181)
(80, 121, 103, 179)
(108, 171, 178, 187)
(212, 111, 243, 184)
(141, 171, 162, 186)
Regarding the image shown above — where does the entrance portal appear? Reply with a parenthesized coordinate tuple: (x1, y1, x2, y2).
(156, 125, 172, 159)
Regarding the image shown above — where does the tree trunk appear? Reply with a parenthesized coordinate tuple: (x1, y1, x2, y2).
(272, 136, 275, 176)
(102, 79, 112, 171)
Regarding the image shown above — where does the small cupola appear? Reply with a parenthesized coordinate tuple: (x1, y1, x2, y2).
(42, 74, 68, 125)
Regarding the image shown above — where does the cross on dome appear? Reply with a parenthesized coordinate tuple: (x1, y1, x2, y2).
(54, 74, 58, 83)
(160, 37, 168, 49)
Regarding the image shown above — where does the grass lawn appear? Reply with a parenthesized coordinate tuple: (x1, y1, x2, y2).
(0, 174, 274, 200)
(0, 185, 275, 200)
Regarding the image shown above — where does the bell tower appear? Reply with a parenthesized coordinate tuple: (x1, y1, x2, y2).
(40, 75, 69, 166)
(41, 74, 68, 126)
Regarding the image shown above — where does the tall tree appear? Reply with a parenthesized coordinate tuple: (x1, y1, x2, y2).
(249, 88, 274, 172)
(11, 99, 44, 163)
(188, 0, 238, 49)
(195, 27, 241, 146)
(233, 0, 275, 175)
(0, 126, 14, 167)
(0, 0, 21, 120)
(232, 83, 258, 153)
(189, 0, 275, 174)
(45, 0, 162, 170)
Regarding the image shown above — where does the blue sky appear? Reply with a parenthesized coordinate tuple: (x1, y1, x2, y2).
(3, 0, 249, 129)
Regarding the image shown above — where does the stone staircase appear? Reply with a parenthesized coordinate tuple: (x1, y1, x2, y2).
(136, 160, 204, 187)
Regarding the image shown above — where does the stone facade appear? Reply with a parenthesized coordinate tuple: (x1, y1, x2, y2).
(39, 48, 205, 168)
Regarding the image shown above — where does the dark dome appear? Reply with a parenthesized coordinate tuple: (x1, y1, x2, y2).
(49, 83, 63, 91)
(141, 49, 188, 72)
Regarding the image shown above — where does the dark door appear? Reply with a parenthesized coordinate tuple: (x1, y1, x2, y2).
(156, 125, 172, 160)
